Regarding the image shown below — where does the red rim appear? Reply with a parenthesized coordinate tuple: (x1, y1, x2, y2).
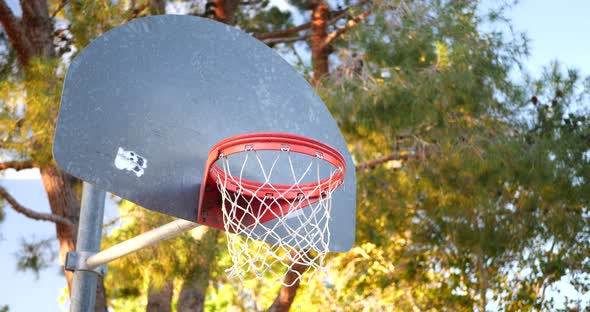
(205, 133, 346, 199)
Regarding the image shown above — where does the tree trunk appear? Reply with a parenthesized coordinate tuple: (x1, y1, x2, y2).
(310, 0, 330, 84)
(20, 0, 53, 58)
(39, 167, 108, 311)
(149, 0, 166, 15)
(175, 4, 239, 310)
(39, 167, 79, 289)
(477, 248, 488, 312)
(177, 227, 219, 312)
(134, 209, 175, 311)
(2, 1, 111, 310)
(146, 280, 173, 312)
(177, 275, 207, 312)
(266, 2, 332, 309)
(258, 3, 332, 311)
(267, 252, 308, 312)
(212, 0, 240, 25)
(95, 276, 108, 312)
(267, 276, 304, 312)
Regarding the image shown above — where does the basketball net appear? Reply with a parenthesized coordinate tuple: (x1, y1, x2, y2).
(214, 148, 341, 286)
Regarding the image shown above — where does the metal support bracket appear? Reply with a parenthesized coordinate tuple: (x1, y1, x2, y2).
(65, 251, 108, 276)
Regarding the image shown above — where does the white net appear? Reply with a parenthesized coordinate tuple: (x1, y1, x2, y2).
(214, 148, 342, 286)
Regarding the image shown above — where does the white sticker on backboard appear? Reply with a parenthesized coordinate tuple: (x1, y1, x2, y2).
(114, 147, 148, 177)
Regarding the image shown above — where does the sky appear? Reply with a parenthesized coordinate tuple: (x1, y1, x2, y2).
(0, 180, 68, 311)
(0, 176, 119, 311)
(507, 0, 590, 76)
(2, 0, 590, 311)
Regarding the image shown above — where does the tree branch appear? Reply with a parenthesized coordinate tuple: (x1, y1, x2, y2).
(323, 6, 373, 48)
(0, 0, 32, 65)
(240, 0, 264, 5)
(0, 160, 35, 171)
(122, 3, 149, 23)
(355, 152, 410, 171)
(254, 0, 371, 41)
(255, 21, 311, 41)
(355, 145, 437, 171)
(262, 34, 310, 45)
(268, 252, 308, 312)
(0, 185, 74, 225)
(212, 0, 240, 25)
(50, 0, 67, 19)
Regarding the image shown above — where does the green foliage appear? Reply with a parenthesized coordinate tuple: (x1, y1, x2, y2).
(66, 0, 126, 49)
(1, 0, 588, 310)
(104, 1, 587, 310)
(327, 1, 523, 141)
(0, 305, 8, 312)
(237, 3, 293, 35)
(0, 57, 62, 165)
(103, 201, 220, 310)
(286, 0, 309, 11)
(298, 0, 590, 311)
(204, 277, 281, 312)
(497, 62, 590, 311)
(14, 237, 57, 279)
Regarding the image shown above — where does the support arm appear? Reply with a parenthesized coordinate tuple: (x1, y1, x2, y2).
(86, 219, 199, 269)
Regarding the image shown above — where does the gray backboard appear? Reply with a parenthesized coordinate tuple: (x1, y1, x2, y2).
(53, 15, 356, 252)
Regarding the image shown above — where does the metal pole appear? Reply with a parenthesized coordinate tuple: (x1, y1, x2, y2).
(67, 185, 199, 311)
(86, 219, 199, 268)
(70, 182, 106, 312)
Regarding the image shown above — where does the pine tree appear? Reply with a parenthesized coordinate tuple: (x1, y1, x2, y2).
(285, 1, 590, 311)
(0, 0, 374, 311)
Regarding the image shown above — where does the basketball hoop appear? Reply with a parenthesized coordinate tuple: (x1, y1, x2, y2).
(198, 133, 346, 285)
(56, 16, 357, 310)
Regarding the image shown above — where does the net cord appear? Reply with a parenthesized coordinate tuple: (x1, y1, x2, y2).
(216, 149, 339, 286)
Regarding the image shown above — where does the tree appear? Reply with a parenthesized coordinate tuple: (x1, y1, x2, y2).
(0, 1, 167, 310)
(101, 201, 219, 312)
(8, 1, 587, 311)
(284, 1, 590, 311)
(0, 1, 108, 310)
(102, 0, 377, 309)
(497, 62, 590, 311)
(0, 0, 374, 311)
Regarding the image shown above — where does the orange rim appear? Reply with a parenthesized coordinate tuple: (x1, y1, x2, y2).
(205, 133, 346, 199)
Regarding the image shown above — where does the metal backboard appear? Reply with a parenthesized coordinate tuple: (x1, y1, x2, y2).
(53, 15, 356, 252)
